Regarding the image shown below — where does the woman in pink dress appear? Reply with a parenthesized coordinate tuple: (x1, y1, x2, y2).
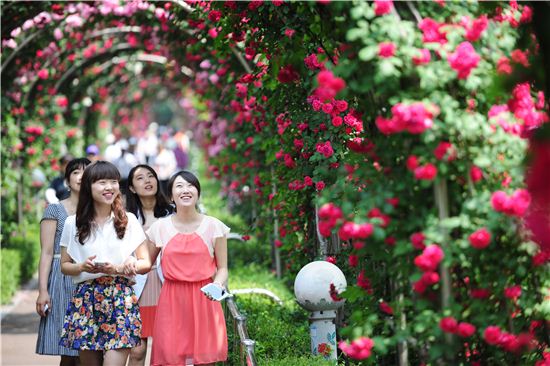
(146, 170, 229, 366)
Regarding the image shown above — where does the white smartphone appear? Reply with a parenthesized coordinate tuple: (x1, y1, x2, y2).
(43, 304, 49, 313)
(200, 283, 232, 301)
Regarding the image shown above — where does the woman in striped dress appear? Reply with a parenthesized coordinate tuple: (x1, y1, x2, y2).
(36, 157, 91, 365)
(125, 165, 173, 366)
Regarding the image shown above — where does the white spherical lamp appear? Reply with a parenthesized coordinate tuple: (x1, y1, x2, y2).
(294, 261, 347, 311)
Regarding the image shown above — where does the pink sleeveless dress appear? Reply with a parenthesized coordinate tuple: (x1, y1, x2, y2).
(147, 215, 229, 366)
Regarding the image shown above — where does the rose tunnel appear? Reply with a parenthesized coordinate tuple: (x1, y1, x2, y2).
(2, 1, 550, 364)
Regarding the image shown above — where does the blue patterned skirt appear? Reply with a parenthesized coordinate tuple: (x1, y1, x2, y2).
(59, 276, 141, 351)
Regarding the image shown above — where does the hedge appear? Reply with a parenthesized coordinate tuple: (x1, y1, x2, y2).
(1, 249, 21, 304)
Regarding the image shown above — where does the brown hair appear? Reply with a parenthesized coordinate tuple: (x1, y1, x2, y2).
(76, 161, 128, 244)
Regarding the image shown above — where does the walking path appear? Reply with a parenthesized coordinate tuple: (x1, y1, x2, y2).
(0, 278, 57, 366)
(0, 277, 152, 365)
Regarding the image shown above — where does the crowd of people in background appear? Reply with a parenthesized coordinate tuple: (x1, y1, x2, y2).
(36, 125, 230, 366)
(46, 124, 190, 205)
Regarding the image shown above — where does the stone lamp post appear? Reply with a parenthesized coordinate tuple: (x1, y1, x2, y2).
(294, 261, 347, 361)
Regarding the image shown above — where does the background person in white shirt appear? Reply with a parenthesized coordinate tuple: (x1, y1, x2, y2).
(59, 161, 152, 366)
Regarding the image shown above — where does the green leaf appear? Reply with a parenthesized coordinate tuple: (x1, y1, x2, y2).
(358, 46, 378, 61)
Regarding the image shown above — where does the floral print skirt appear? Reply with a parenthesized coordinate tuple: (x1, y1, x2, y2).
(59, 276, 142, 351)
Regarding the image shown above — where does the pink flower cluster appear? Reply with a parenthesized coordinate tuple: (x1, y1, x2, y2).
(315, 141, 334, 158)
(374, 0, 393, 16)
(339, 337, 374, 360)
(406, 156, 438, 181)
(375, 102, 438, 135)
(507, 83, 549, 133)
(412, 49, 431, 65)
(378, 42, 396, 58)
(463, 15, 489, 42)
(491, 189, 531, 217)
(448, 42, 480, 79)
(504, 285, 522, 300)
(433, 141, 456, 161)
(469, 228, 491, 249)
(484, 326, 535, 353)
(318, 203, 343, 237)
(304, 53, 324, 70)
(418, 18, 447, 44)
(439, 317, 477, 338)
(338, 221, 374, 241)
(314, 70, 345, 102)
(413, 245, 444, 293)
(410, 232, 426, 250)
(24, 125, 44, 135)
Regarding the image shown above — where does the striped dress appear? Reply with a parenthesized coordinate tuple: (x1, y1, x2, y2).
(35, 203, 78, 356)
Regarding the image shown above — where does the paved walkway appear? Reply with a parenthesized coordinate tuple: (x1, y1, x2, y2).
(0, 278, 57, 366)
(1, 278, 152, 365)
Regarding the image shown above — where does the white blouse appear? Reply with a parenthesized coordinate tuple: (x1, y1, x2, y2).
(60, 212, 146, 284)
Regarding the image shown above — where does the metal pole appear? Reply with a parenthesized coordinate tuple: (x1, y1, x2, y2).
(434, 179, 453, 349)
(271, 166, 282, 279)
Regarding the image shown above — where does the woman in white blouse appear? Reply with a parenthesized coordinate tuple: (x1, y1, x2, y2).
(59, 161, 151, 366)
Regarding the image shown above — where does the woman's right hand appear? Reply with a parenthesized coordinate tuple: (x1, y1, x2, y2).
(36, 291, 51, 317)
(80, 255, 99, 273)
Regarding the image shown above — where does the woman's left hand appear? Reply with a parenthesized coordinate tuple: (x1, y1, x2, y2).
(96, 262, 118, 275)
(121, 256, 138, 275)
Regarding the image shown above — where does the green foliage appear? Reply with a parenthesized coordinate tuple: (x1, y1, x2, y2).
(1, 249, 21, 304)
(263, 355, 335, 366)
(3, 223, 40, 284)
(227, 265, 313, 365)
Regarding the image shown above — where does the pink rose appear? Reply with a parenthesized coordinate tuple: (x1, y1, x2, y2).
(410, 232, 426, 250)
(374, 0, 393, 16)
(484, 326, 503, 345)
(439, 317, 458, 333)
(414, 164, 438, 180)
(412, 49, 431, 65)
(406, 155, 419, 171)
(469, 228, 491, 249)
(457, 322, 476, 338)
(448, 42, 480, 79)
(470, 165, 483, 182)
(378, 42, 396, 58)
(504, 285, 521, 300)
(339, 337, 374, 360)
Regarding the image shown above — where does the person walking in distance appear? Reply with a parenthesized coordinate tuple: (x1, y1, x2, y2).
(45, 154, 75, 204)
(147, 170, 229, 366)
(59, 161, 152, 366)
(125, 165, 173, 366)
(36, 158, 91, 366)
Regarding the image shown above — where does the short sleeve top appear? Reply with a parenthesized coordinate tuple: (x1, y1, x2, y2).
(60, 212, 146, 283)
(147, 215, 230, 257)
(41, 203, 68, 255)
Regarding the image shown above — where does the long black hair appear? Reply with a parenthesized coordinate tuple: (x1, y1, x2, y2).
(126, 164, 173, 224)
(76, 161, 127, 244)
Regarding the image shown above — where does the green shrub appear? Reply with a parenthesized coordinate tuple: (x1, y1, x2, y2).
(1, 249, 21, 304)
(8, 225, 40, 283)
(226, 265, 313, 365)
